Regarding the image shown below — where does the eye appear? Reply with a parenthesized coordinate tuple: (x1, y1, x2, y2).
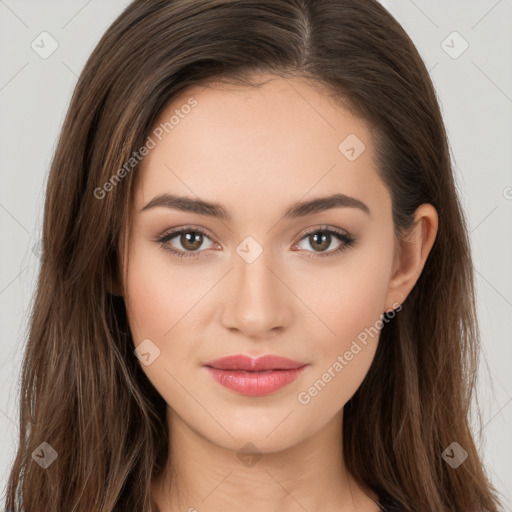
(156, 225, 357, 260)
(157, 227, 218, 259)
(292, 226, 357, 258)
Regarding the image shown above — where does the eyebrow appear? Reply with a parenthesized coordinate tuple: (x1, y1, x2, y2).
(141, 192, 370, 220)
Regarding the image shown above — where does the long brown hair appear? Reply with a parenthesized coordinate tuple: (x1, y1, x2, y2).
(4, 1, 503, 510)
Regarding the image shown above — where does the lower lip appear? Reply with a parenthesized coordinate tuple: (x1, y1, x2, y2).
(204, 365, 308, 396)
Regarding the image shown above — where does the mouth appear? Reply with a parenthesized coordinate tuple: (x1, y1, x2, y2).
(202, 354, 309, 396)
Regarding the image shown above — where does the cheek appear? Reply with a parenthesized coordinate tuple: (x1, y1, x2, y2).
(123, 242, 206, 402)
(294, 287, 387, 417)
(328, 261, 390, 345)
(124, 238, 209, 344)
(293, 232, 394, 401)
(124, 249, 176, 343)
(297, 231, 394, 354)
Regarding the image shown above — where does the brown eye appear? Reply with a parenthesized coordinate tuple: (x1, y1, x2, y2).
(158, 228, 216, 258)
(179, 232, 204, 251)
(294, 227, 357, 258)
(308, 232, 333, 252)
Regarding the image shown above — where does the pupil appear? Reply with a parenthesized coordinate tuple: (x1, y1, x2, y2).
(311, 232, 330, 252)
(182, 232, 202, 251)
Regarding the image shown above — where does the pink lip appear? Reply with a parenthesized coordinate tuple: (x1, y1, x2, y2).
(203, 354, 308, 396)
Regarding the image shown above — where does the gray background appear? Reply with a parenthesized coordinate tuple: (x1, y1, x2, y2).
(1, 0, 511, 509)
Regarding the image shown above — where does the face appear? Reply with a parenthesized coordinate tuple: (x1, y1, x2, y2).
(120, 75, 399, 453)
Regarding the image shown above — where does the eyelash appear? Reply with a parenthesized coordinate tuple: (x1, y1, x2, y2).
(156, 225, 357, 260)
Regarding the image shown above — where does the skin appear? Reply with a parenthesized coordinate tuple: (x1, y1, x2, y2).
(115, 74, 438, 512)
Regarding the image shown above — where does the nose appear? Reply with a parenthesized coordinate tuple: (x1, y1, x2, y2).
(219, 248, 293, 339)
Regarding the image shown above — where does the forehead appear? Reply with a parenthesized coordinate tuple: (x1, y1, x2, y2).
(133, 75, 389, 219)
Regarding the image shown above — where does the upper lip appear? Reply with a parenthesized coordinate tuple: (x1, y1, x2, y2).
(203, 354, 307, 371)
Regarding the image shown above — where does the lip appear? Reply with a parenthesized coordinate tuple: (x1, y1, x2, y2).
(204, 354, 306, 371)
(203, 354, 309, 396)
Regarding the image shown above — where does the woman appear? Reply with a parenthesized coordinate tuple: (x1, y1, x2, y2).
(4, 0, 503, 511)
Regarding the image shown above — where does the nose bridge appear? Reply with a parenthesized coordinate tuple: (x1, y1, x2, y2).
(219, 238, 291, 336)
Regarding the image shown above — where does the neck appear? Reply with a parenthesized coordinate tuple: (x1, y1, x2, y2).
(151, 406, 380, 512)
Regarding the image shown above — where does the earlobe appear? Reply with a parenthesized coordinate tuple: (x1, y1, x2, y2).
(384, 203, 438, 311)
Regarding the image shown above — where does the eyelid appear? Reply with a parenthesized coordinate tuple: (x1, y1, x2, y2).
(294, 224, 351, 243)
(290, 225, 356, 258)
(157, 224, 217, 240)
(156, 225, 219, 253)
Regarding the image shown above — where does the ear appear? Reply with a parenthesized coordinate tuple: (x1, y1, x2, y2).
(384, 203, 438, 312)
